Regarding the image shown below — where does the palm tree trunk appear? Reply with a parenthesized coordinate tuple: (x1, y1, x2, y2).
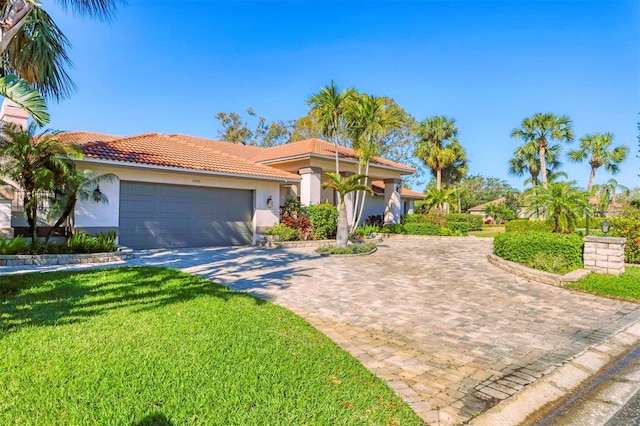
(436, 169, 442, 191)
(0, 1, 33, 53)
(539, 145, 548, 189)
(45, 198, 76, 243)
(352, 161, 370, 231)
(587, 166, 597, 192)
(336, 204, 349, 248)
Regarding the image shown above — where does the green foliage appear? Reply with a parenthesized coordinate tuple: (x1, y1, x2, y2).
(401, 213, 445, 225)
(0, 236, 29, 255)
(447, 221, 470, 235)
(316, 242, 377, 255)
(306, 202, 338, 239)
(354, 224, 381, 237)
(403, 223, 446, 236)
(575, 216, 604, 229)
(445, 213, 484, 231)
(608, 216, 640, 264)
(281, 214, 312, 240)
(380, 224, 407, 234)
(568, 268, 640, 302)
(66, 231, 117, 254)
(0, 268, 421, 425)
(505, 219, 554, 233)
(280, 196, 304, 217)
(215, 108, 292, 147)
(493, 231, 584, 273)
(266, 223, 298, 242)
(455, 175, 520, 212)
(522, 181, 591, 232)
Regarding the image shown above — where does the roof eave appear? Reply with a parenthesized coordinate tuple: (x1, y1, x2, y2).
(258, 153, 415, 175)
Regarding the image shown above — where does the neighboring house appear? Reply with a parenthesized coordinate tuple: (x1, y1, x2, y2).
(0, 102, 417, 249)
(468, 197, 507, 222)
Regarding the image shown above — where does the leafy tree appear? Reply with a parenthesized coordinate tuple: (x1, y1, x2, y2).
(215, 108, 293, 147)
(456, 175, 519, 212)
(307, 81, 357, 174)
(522, 181, 591, 233)
(321, 173, 373, 248)
(414, 116, 464, 191)
(0, 0, 120, 123)
(511, 113, 573, 189)
(45, 168, 117, 242)
(483, 203, 515, 223)
(568, 132, 629, 191)
(0, 122, 79, 242)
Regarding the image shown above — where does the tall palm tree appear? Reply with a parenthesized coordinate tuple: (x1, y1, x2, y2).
(321, 173, 373, 248)
(0, 122, 79, 242)
(345, 94, 402, 230)
(568, 132, 629, 191)
(414, 116, 461, 191)
(451, 184, 468, 214)
(511, 113, 573, 189)
(522, 181, 591, 233)
(306, 81, 357, 175)
(439, 141, 467, 188)
(508, 142, 562, 188)
(0, 0, 120, 123)
(45, 168, 117, 242)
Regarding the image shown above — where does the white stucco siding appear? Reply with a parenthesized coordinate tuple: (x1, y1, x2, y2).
(73, 162, 284, 243)
(360, 194, 386, 224)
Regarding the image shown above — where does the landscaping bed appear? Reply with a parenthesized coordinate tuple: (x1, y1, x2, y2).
(0, 267, 422, 425)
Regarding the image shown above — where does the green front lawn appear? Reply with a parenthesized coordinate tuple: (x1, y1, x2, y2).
(567, 267, 640, 302)
(0, 268, 422, 425)
(469, 225, 506, 238)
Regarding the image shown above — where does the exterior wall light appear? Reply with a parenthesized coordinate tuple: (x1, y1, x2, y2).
(601, 220, 611, 237)
(266, 195, 273, 209)
(93, 185, 102, 202)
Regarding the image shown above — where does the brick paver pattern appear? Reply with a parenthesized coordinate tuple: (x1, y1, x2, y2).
(4, 238, 640, 425)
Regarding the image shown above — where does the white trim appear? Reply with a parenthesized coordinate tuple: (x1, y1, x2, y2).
(258, 154, 415, 175)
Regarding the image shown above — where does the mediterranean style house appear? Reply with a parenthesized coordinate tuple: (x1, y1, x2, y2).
(0, 100, 422, 249)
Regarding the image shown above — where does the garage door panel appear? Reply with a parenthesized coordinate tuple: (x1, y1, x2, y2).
(119, 182, 253, 249)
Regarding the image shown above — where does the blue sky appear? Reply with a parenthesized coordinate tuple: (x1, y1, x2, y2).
(44, 0, 639, 192)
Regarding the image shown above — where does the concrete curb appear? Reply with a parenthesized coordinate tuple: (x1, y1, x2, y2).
(0, 247, 134, 266)
(487, 254, 590, 287)
(470, 321, 640, 425)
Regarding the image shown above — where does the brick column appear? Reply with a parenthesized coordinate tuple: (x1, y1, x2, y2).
(583, 236, 626, 276)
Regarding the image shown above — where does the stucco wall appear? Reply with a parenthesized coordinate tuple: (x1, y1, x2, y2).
(73, 161, 284, 244)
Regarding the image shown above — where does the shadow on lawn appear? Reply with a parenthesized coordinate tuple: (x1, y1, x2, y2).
(132, 412, 173, 426)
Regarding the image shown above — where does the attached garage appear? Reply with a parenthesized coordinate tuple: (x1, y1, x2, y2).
(119, 182, 254, 249)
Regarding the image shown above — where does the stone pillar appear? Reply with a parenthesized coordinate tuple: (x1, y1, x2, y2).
(299, 167, 322, 206)
(384, 179, 402, 224)
(584, 236, 626, 276)
(0, 186, 14, 238)
(0, 99, 29, 128)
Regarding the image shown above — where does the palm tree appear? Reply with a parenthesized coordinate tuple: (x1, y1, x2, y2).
(306, 81, 357, 175)
(568, 132, 629, 191)
(321, 173, 373, 248)
(511, 113, 573, 189)
(522, 181, 591, 233)
(414, 116, 461, 191)
(45, 168, 117, 242)
(345, 94, 402, 231)
(0, 0, 120, 123)
(439, 141, 468, 188)
(509, 143, 562, 188)
(0, 122, 79, 242)
(592, 179, 629, 217)
(451, 184, 468, 214)
(422, 186, 454, 216)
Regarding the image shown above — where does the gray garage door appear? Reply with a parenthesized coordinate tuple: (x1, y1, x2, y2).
(119, 182, 253, 249)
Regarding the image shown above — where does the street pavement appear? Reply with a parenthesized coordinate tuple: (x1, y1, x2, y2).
(2, 237, 640, 425)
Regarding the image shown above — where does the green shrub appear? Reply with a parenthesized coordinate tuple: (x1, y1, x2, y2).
(380, 224, 406, 234)
(446, 221, 470, 235)
(355, 224, 381, 237)
(306, 202, 338, 240)
(401, 213, 445, 225)
(266, 223, 298, 242)
(66, 231, 117, 254)
(316, 242, 376, 255)
(608, 216, 640, 264)
(505, 219, 554, 233)
(281, 214, 311, 240)
(574, 216, 604, 230)
(0, 236, 29, 255)
(445, 213, 484, 231)
(493, 231, 584, 273)
(403, 223, 443, 236)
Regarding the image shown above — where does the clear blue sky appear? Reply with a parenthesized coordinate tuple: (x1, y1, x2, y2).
(44, 0, 639, 192)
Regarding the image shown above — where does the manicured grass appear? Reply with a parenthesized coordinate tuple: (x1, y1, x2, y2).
(469, 225, 506, 238)
(316, 242, 377, 255)
(567, 267, 640, 302)
(0, 267, 422, 425)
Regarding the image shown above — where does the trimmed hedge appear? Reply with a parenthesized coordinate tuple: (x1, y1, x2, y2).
(609, 216, 640, 264)
(401, 213, 445, 225)
(445, 214, 484, 231)
(446, 221, 470, 235)
(505, 219, 554, 233)
(493, 231, 584, 273)
(403, 223, 443, 235)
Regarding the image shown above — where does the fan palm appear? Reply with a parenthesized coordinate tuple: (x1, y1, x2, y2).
(422, 186, 454, 216)
(509, 142, 562, 188)
(511, 113, 573, 189)
(414, 116, 461, 191)
(568, 132, 629, 191)
(306, 81, 357, 175)
(321, 173, 373, 247)
(592, 179, 629, 217)
(0, 122, 80, 242)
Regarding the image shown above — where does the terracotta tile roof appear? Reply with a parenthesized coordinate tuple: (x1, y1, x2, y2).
(371, 181, 425, 199)
(168, 134, 264, 158)
(71, 132, 300, 181)
(248, 138, 415, 173)
(54, 131, 122, 145)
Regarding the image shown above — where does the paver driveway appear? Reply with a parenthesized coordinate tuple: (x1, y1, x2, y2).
(3, 237, 640, 424)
